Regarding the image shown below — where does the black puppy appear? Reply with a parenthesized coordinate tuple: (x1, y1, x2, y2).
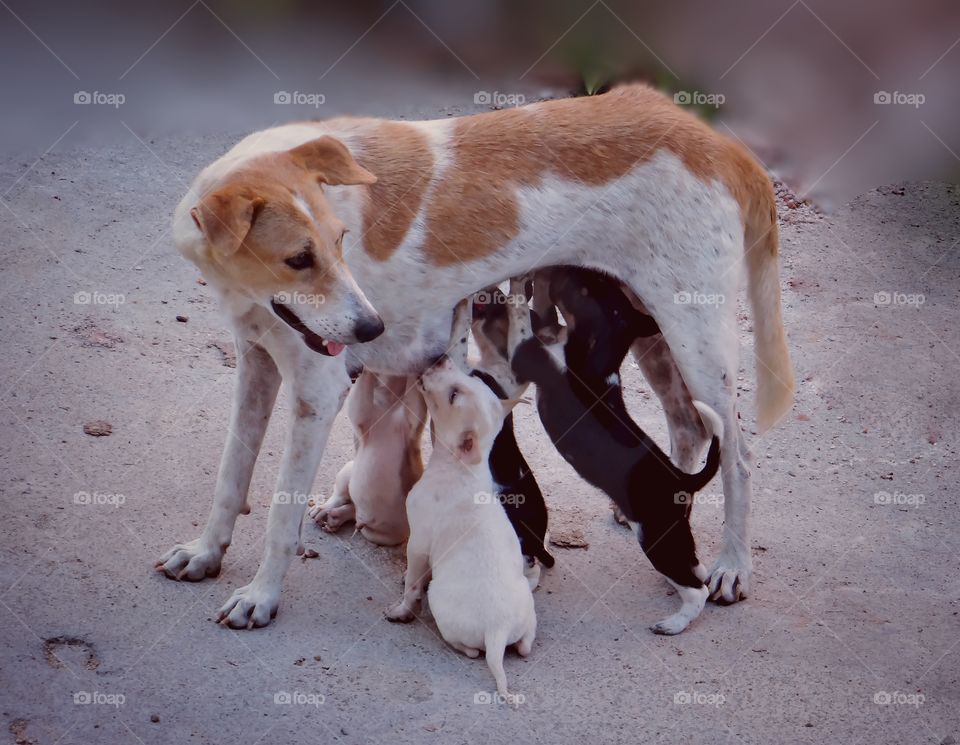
(511, 267, 722, 634)
(472, 290, 555, 579)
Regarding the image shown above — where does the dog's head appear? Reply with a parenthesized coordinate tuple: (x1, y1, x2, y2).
(419, 357, 511, 466)
(183, 137, 383, 356)
(550, 268, 647, 379)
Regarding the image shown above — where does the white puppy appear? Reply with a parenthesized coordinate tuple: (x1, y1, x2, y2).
(309, 371, 426, 546)
(385, 356, 536, 698)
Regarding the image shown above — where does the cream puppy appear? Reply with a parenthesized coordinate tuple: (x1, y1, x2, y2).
(309, 371, 426, 545)
(385, 357, 536, 698)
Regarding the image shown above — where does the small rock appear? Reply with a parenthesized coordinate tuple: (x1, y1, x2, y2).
(175, 315, 188, 323)
(302, 549, 319, 559)
(83, 420, 112, 437)
(150, 714, 160, 723)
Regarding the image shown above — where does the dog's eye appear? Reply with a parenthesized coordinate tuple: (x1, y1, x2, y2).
(449, 388, 458, 404)
(285, 244, 315, 270)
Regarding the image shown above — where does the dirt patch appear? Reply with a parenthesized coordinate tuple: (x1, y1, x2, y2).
(43, 636, 99, 671)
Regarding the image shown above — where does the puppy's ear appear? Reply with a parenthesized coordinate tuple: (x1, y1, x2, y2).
(456, 430, 483, 465)
(190, 186, 264, 256)
(289, 136, 377, 186)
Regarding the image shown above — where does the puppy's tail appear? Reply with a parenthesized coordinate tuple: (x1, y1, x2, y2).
(484, 628, 510, 698)
(678, 402, 724, 494)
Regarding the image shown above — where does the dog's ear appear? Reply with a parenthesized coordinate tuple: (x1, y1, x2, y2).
(190, 186, 265, 257)
(289, 136, 377, 186)
(456, 430, 483, 466)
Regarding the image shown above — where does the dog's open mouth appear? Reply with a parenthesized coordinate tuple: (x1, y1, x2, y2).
(270, 300, 345, 356)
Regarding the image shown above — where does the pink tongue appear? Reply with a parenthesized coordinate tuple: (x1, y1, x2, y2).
(326, 341, 345, 356)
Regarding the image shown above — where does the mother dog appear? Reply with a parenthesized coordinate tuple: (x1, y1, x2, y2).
(158, 84, 794, 629)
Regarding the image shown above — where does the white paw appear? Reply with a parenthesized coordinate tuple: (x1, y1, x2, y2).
(155, 538, 224, 581)
(524, 561, 542, 591)
(384, 603, 415, 623)
(651, 613, 692, 635)
(216, 582, 281, 629)
(707, 554, 751, 604)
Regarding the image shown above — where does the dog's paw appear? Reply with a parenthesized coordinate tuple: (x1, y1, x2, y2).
(611, 505, 630, 527)
(384, 603, 415, 623)
(650, 613, 691, 635)
(706, 555, 751, 604)
(216, 582, 280, 629)
(309, 502, 354, 533)
(155, 539, 223, 581)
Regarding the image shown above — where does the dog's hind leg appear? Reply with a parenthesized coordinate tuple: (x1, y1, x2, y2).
(630, 334, 709, 474)
(157, 336, 280, 581)
(217, 328, 351, 628)
(484, 628, 511, 698)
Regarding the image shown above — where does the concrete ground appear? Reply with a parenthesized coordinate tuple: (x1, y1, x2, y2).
(0, 112, 958, 745)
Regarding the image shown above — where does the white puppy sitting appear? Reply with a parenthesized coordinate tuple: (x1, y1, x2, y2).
(309, 371, 426, 546)
(385, 356, 536, 699)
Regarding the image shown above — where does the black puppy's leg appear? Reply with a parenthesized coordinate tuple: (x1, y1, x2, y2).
(635, 510, 708, 635)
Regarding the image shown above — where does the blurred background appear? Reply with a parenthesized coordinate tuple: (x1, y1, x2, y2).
(1, 0, 958, 206)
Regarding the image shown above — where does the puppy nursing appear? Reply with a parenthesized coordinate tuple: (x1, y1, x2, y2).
(386, 357, 536, 698)
(309, 371, 426, 545)
(513, 268, 723, 634)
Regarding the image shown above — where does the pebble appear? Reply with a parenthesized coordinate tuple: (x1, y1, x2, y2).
(176, 315, 188, 323)
(83, 420, 112, 437)
(150, 714, 160, 723)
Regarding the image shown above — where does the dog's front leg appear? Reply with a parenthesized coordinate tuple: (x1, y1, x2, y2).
(156, 339, 280, 580)
(218, 340, 350, 629)
(385, 538, 431, 623)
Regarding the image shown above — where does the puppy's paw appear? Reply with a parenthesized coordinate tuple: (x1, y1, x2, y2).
(650, 613, 692, 635)
(155, 539, 224, 581)
(384, 603, 415, 623)
(216, 582, 280, 629)
(707, 554, 751, 604)
(611, 505, 630, 527)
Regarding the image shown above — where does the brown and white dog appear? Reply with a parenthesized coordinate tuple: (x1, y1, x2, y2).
(157, 84, 794, 629)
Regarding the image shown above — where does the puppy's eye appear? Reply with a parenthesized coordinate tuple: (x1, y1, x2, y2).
(449, 388, 458, 404)
(285, 243, 315, 270)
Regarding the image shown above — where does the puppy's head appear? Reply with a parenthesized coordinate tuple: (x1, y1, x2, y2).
(419, 357, 510, 466)
(550, 268, 644, 378)
(182, 137, 383, 356)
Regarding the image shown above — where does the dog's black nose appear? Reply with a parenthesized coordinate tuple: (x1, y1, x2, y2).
(353, 316, 384, 343)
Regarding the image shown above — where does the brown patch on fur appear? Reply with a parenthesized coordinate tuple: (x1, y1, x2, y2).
(421, 85, 774, 266)
(352, 121, 434, 261)
(296, 398, 316, 418)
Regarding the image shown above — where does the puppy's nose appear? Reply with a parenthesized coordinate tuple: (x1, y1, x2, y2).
(353, 315, 384, 343)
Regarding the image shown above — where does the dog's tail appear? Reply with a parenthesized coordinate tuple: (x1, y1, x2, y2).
(678, 402, 724, 495)
(484, 628, 510, 698)
(744, 177, 796, 433)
